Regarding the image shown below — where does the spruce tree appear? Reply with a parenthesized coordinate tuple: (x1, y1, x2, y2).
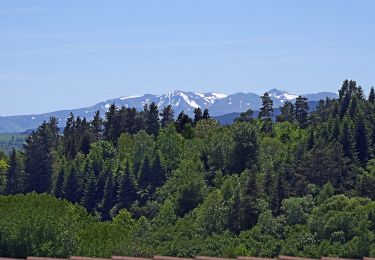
(202, 109, 210, 120)
(340, 116, 356, 160)
(306, 129, 315, 150)
(276, 101, 294, 123)
(118, 163, 137, 209)
(138, 156, 151, 189)
(194, 107, 203, 124)
(369, 87, 375, 103)
(138, 156, 153, 204)
(6, 148, 24, 194)
(104, 104, 117, 143)
(24, 117, 59, 193)
(82, 171, 98, 213)
(63, 165, 81, 203)
(329, 118, 340, 142)
(151, 153, 166, 188)
(275, 172, 287, 214)
(160, 105, 175, 128)
(264, 171, 274, 199)
(145, 102, 160, 137)
(349, 95, 359, 117)
(228, 191, 242, 234)
(241, 170, 259, 230)
(63, 113, 77, 159)
(175, 111, 193, 133)
(91, 110, 103, 140)
(53, 167, 65, 199)
(294, 96, 309, 128)
(258, 92, 273, 133)
(100, 173, 117, 220)
(354, 112, 370, 166)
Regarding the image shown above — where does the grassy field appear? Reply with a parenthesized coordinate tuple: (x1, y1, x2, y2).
(0, 133, 27, 154)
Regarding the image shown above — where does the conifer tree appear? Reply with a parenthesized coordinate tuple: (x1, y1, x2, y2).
(145, 102, 160, 137)
(306, 129, 315, 150)
(349, 95, 359, 117)
(228, 191, 242, 234)
(79, 117, 95, 155)
(151, 153, 166, 188)
(175, 111, 193, 133)
(91, 110, 103, 140)
(264, 170, 274, 199)
(160, 105, 175, 128)
(202, 109, 210, 120)
(340, 116, 356, 160)
(258, 92, 273, 133)
(241, 170, 259, 230)
(277, 101, 294, 123)
(53, 167, 65, 199)
(63, 165, 81, 203)
(82, 171, 98, 213)
(96, 171, 107, 205)
(369, 87, 375, 103)
(6, 148, 25, 194)
(138, 156, 153, 204)
(235, 109, 254, 123)
(100, 173, 117, 220)
(63, 113, 77, 159)
(329, 118, 340, 142)
(194, 107, 203, 124)
(118, 162, 137, 209)
(24, 117, 59, 193)
(104, 104, 117, 143)
(354, 111, 370, 166)
(275, 172, 287, 214)
(294, 96, 309, 128)
(138, 156, 152, 190)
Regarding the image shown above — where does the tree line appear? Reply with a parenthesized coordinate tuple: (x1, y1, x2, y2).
(0, 79, 375, 258)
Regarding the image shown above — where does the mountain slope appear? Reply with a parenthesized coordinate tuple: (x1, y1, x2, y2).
(0, 89, 337, 133)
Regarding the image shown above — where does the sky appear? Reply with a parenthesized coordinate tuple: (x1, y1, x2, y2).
(1, 0, 375, 116)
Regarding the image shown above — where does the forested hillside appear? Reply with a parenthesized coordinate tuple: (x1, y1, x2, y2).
(0, 80, 375, 258)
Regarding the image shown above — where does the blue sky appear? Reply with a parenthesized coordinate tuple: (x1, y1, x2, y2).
(1, 0, 375, 116)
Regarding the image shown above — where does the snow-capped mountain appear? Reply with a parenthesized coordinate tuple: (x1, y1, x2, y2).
(0, 89, 338, 133)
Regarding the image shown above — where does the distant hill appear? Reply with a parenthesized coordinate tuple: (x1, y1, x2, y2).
(0, 90, 337, 133)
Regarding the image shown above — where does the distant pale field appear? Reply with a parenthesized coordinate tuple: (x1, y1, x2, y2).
(0, 133, 27, 153)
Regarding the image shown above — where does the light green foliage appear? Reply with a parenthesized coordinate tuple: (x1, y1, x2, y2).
(196, 190, 230, 235)
(158, 156, 207, 217)
(0, 193, 91, 257)
(281, 195, 315, 225)
(157, 124, 184, 172)
(0, 159, 8, 194)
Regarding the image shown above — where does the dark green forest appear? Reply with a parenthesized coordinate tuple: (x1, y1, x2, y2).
(1, 80, 375, 258)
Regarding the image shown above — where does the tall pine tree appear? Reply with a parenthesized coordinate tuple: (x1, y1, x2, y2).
(354, 111, 370, 166)
(160, 105, 175, 128)
(6, 148, 25, 194)
(145, 102, 160, 137)
(294, 96, 309, 128)
(118, 162, 137, 209)
(258, 92, 273, 133)
(100, 173, 117, 220)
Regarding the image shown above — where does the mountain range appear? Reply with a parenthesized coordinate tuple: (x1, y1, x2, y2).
(0, 89, 338, 133)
